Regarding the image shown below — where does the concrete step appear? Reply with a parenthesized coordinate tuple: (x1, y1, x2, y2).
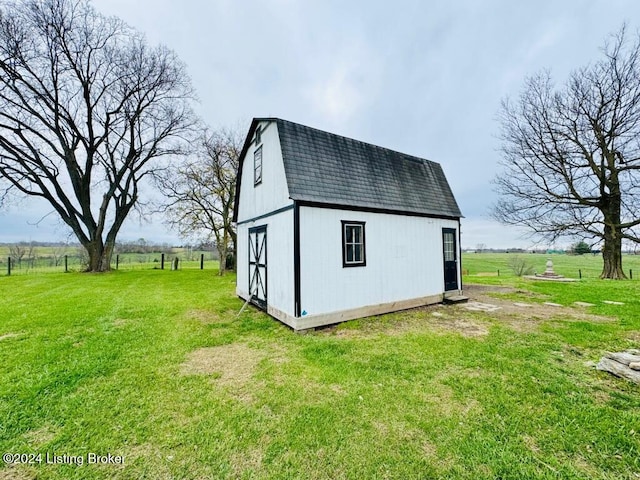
(443, 295, 469, 304)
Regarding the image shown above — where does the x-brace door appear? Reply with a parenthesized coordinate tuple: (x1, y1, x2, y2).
(248, 225, 267, 309)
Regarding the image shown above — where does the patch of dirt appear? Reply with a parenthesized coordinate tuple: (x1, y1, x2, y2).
(320, 283, 615, 338)
(23, 424, 57, 447)
(0, 466, 36, 480)
(457, 286, 615, 333)
(180, 343, 264, 387)
(326, 306, 490, 339)
(428, 317, 489, 338)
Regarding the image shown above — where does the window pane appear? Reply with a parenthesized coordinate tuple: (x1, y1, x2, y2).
(354, 244, 362, 262)
(444, 233, 454, 261)
(353, 225, 361, 243)
(346, 225, 354, 243)
(342, 222, 365, 266)
(254, 147, 262, 185)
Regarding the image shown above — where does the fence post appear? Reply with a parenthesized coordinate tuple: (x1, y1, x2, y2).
(64, 255, 68, 273)
(7, 257, 11, 276)
(631, 269, 633, 280)
(116, 254, 119, 270)
(173, 257, 179, 270)
(200, 253, 204, 270)
(579, 269, 582, 279)
(497, 269, 500, 277)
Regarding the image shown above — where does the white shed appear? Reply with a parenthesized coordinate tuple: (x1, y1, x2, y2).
(233, 118, 463, 330)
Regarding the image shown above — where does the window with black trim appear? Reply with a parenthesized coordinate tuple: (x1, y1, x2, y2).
(342, 221, 366, 267)
(255, 125, 262, 144)
(254, 145, 263, 186)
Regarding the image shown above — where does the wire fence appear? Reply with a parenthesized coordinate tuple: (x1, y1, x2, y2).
(1, 251, 222, 276)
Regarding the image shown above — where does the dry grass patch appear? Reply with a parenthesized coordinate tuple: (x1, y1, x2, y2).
(0, 332, 21, 341)
(0, 466, 37, 480)
(323, 282, 615, 339)
(419, 373, 484, 420)
(428, 316, 489, 338)
(326, 305, 490, 339)
(572, 454, 602, 478)
(522, 434, 541, 454)
(229, 446, 264, 478)
(180, 343, 264, 387)
(459, 286, 615, 333)
(371, 419, 455, 471)
(112, 318, 129, 328)
(22, 424, 57, 447)
(124, 443, 175, 479)
(184, 309, 238, 325)
(626, 331, 640, 343)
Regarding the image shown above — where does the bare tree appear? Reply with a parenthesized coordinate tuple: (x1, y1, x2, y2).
(493, 26, 640, 279)
(50, 242, 68, 267)
(8, 243, 26, 265)
(0, 0, 196, 271)
(8, 241, 36, 267)
(157, 128, 241, 275)
(25, 241, 36, 269)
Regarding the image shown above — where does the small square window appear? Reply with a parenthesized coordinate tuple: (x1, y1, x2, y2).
(342, 221, 366, 267)
(255, 125, 262, 145)
(254, 145, 262, 186)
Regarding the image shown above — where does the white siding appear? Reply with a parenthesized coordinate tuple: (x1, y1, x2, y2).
(236, 120, 292, 223)
(298, 206, 459, 316)
(236, 119, 295, 317)
(236, 202, 295, 318)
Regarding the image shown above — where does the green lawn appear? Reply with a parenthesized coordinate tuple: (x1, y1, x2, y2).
(1, 261, 639, 479)
(463, 252, 640, 281)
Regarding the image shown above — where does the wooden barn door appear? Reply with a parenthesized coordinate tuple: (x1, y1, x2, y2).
(248, 225, 267, 309)
(442, 228, 458, 291)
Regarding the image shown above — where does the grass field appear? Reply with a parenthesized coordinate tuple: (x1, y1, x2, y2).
(0, 254, 639, 479)
(463, 252, 640, 281)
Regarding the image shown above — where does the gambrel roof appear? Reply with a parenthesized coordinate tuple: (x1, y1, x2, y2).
(234, 118, 462, 221)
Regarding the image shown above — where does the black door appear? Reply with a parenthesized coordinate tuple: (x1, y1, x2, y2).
(442, 228, 458, 291)
(248, 225, 267, 309)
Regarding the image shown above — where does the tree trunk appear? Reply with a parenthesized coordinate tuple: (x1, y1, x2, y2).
(601, 223, 626, 279)
(85, 239, 114, 272)
(217, 242, 227, 276)
(216, 228, 229, 276)
(229, 229, 237, 272)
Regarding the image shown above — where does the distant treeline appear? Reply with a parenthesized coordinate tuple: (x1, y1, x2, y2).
(0, 239, 216, 254)
(465, 248, 640, 255)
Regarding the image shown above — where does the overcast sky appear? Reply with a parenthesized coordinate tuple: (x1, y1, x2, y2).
(1, 0, 639, 248)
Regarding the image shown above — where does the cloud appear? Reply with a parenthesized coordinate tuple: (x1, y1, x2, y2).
(461, 218, 535, 250)
(306, 63, 366, 124)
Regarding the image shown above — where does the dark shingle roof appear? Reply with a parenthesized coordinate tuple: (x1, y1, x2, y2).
(274, 119, 462, 218)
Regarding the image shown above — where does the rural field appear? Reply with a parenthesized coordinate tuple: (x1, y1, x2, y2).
(1, 253, 639, 479)
(0, 245, 219, 276)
